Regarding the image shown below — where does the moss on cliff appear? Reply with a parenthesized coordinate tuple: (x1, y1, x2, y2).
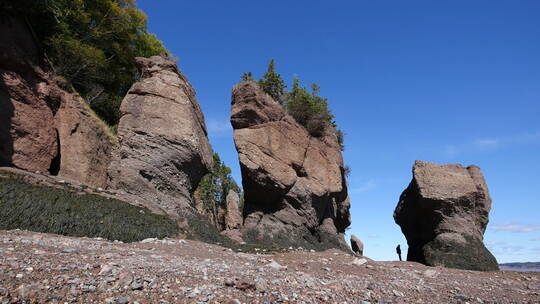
(0, 176, 178, 242)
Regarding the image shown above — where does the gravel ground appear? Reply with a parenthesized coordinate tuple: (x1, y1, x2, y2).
(0, 230, 538, 304)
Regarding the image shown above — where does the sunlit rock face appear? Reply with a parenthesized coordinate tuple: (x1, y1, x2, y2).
(108, 55, 213, 218)
(394, 160, 499, 271)
(231, 81, 351, 251)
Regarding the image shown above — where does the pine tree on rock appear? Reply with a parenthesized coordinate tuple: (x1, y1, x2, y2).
(258, 59, 286, 104)
(241, 72, 254, 81)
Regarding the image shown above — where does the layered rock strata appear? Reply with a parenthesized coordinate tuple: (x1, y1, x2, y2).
(108, 55, 213, 218)
(231, 81, 351, 250)
(394, 160, 498, 271)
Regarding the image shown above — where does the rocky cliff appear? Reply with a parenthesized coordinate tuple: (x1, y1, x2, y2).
(394, 160, 499, 271)
(107, 55, 214, 220)
(231, 81, 351, 250)
(0, 17, 113, 188)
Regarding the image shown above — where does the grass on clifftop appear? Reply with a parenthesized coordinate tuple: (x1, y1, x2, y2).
(0, 177, 178, 242)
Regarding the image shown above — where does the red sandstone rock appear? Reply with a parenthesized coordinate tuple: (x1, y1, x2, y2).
(231, 81, 350, 250)
(394, 160, 498, 271)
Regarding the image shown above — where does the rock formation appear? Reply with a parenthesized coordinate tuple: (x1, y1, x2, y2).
(225, 190, 242, 230)
(350, 235, 364, 256)
(231, 81, 351, 250)
(0, 17, 113, 188)
(394, 160, 498, 271)
(108, 55, 213, 218)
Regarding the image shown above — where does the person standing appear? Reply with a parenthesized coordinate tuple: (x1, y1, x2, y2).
(396, 244, 402, 261)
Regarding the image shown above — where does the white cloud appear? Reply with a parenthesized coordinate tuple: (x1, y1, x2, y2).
(474, 138, 500, 149)
(366, 234, 379, 238)
(441, 130, 540, 157)
(530, 237, 540, 241)
(443, 145, 460, 157)
(490, 223, 540, 233)
(207, 119, 232, 136)
(486, 241, 525, 254)
(350, 180, 377, 193)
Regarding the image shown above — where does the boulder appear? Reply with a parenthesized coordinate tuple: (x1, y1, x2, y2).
(394, 160, 498, 271)
(0, 17, 113, 187)
(231, 81, 351, 251)
(225, 190, 242, 230)
(108, 55, 213, 218)
(350, 235, 364, 255)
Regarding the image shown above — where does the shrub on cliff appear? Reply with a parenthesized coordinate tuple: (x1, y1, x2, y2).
(252, 61, 345, 149)
(3, 0, 167, 128)
(287, 77, 335, 137)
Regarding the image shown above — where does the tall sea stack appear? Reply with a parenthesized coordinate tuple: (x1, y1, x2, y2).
(108, 55, 214, 219)
(394, 160, 499, 271)
(230, 81, 351, 251)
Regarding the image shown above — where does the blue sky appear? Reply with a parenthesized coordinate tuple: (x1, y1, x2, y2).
(139, 0, 540, 263)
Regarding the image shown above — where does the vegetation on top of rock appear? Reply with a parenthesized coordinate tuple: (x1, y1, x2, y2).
(0, 175, 179, 242)
(195, 152, 243, 225)
(257, 59, 287, 104)
(244, 60, 345, 150)
(3, 0, 167, 128)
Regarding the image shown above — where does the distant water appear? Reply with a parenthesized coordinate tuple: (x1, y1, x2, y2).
(500, 263, 540, 272)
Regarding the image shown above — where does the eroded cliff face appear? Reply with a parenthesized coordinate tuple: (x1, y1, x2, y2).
(0, 17, 113, 188)
(107, 55, 213, 219)
(394, 160, 498, 271)
(230, 81, 351, 251)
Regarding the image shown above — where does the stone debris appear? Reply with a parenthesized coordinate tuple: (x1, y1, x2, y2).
(0, 230, 537, 303)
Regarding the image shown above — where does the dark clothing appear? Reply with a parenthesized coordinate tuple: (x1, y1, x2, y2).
(396, 245, 402, 261)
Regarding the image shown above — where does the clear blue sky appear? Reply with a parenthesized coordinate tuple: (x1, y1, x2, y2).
(139, 0, 540, 263)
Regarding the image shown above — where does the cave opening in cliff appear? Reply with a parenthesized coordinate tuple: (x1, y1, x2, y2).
(49, 129, 61, 175)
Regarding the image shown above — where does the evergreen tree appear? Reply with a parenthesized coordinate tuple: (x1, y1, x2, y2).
(258, 59, 286, 104)
(241, 72, 254, 81)
(195, 152, 242, 226)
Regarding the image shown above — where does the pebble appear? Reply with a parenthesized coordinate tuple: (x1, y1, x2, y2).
(424, 269, 438, 278)
(353, 258, 368, 266)
(266, 260, 286, 270)
(115, 296, 130, 304)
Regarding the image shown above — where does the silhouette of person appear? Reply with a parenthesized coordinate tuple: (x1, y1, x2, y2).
(396, 244, 402, 261)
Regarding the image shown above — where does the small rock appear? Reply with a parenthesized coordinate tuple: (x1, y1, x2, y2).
(423, 269, 438, 278)
(266, 260, 286, 270)
(235, 280, 256, 292)
(115, 296, 130, 304)
(353, 258, 368, 266)
(130, 279, 144, 290)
